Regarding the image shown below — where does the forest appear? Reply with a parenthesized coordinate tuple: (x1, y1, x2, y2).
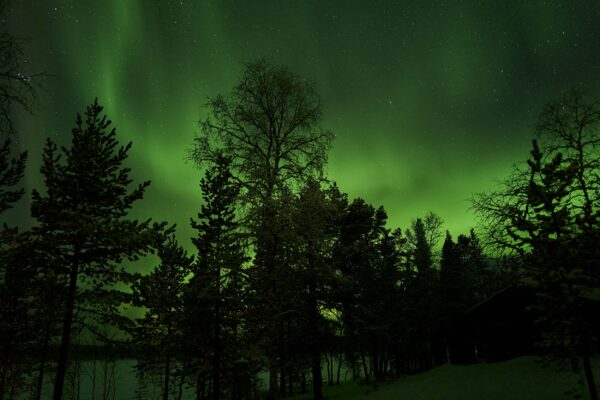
(1, 3, 600, 400)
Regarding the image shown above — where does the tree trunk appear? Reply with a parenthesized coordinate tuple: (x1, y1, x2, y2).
(382, 353, 389, 380)
(213, 294, 221, 400)
(360, 351, 370, 385)
(102, 359, 109, 400)
(110, 361, 116, 400)
(300, 372, 306, 394)
(308, 282, 323, 400)
(195, 373, 204, 400)
(8, 375, 17, 400)
(279, 344, 286, 399)
(195, 374, 200, 400)
(267, 360, 279, 400)
(287, 366, 293, 397)
(371, 351, 381, 382)
(336, 353, 342, 384)
(163, 354, 170, 400)
(91, 358, 96, 400)
(53, 246, 80, 400)
(324, 355, 331, 387)
(327, 351, 334, 386)
(177, 373, 184, 400)
(582, 352, 598, 400)
(35, 329, 50, 400)
(0, 371, 5, 400)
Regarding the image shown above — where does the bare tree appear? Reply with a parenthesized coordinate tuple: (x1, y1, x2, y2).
(0, 0, 41, 137)
(535, 89, 600, 222)
(472, 91, 600, 400)
(190, 59, 333, 202)
(473, 90, 600, 254)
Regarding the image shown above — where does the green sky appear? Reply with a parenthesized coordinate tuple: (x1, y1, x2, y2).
(5, 1, 600, 256)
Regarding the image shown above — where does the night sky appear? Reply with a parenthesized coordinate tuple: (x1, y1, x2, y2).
(5, 1, 600, 255)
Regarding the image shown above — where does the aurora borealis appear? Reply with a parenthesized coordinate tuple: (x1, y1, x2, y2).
(5, 1, 600, 255)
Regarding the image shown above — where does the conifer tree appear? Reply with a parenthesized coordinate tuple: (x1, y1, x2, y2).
(0, 138, 26, 215)
(473, 93, 600, 399)
(0, 138, 28, 398)
(0, 5, 46, 397)
(333, 198, 403, 382)
(511, 140, 598, 400)
(411, 218, 433, 274)
(291, 179, 340, 399)
(132, 236, 192, 400)
(30, 100, 167, 400)
(188, 152, 247, 400)
(439, 232, 462, 316)
(190, 60, 333, 399)
(405, 217, 439, 369)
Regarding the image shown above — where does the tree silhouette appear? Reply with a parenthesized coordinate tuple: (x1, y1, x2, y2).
(0, 140, 28, 393)
(290, 179, 341, 399)
(0, 0, 41, 138)
(30, 100, 168, 400)
(473, 90, 600, 254)
(188, 152, 247, 400)
(0, 4, 36, 393)
(439, 232, 464, 318)
(439, 230, 491, 318)
(0, 138, 25, 215)
(332, 198, 405, 382)
(405, 217, 439, 369)
(515, 141, 597, 400)
(190, 59, 333, 399)
(475, 134, 598, 400)
(190, 59, 333, 201)
(132, 235, 192, 400)
(535, 90, 600, 224)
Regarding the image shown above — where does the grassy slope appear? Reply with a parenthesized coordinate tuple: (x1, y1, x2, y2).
(290, 357, 599, 400)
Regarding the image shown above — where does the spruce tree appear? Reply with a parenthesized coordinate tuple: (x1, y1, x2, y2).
(291, 179, 340, 399)
(0, 138, 28, 398)
(412, 218, 433, 274)
(0, 5, 43, 396)
(407, 217, 438, 369)
(333, 198, 403, 382)
(132, 235, 192, 400)
(30, 100, 167, 400)
(188, 152, 247, 400)
(0, 138, 26, 215)
(519, 141, 597, 400)
(439, 232, 462, 316)
(190, 60, 333, 398)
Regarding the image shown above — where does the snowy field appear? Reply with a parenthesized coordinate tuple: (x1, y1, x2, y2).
(30, 356, 598, 399)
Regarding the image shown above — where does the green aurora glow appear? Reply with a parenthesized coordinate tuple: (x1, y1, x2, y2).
(5, 1, 600, 260)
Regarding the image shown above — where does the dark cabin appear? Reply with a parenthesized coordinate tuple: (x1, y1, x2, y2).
(436, 284, 538, 365)
(441, 283, 600, 365)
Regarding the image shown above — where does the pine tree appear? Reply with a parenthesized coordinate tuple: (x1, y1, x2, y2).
(439, 232, 463, 316)
(333, 198, 404, 382)
(188, 152, 247, 400)
(291, 179, 341, 399)
(0, 138, 28, 399)
(406, 217, 438, 369)
(411, 218, 433, 274)
(0, 5, 43, 396)
(464, 229, 494, 302)
(190, 60, 333, 399)
(30, 100, 168, 400)
(510, 140, 598, 400)
(0, 138, 26, 215)
(132, 236, 192, 400)
(333, 198, 374, 383)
